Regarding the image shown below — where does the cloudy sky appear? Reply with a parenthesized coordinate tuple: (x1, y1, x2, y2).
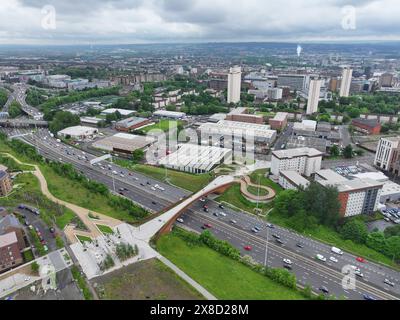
(0, 0, 399, 45)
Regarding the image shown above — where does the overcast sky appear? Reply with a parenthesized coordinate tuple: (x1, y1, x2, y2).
(0, 0, 399, 45)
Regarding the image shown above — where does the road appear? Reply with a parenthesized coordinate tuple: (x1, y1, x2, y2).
(2, 127, 400, 300)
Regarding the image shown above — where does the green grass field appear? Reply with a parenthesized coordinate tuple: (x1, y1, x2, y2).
(96, 224, 114, 235)
(77, 235, 92, 244)
(249, 169, 283, 194)
(139, 120, 182, 133)
(247, 185, 269, 197)
(132, 164, 214, 193)
(157, 232, 305, 300)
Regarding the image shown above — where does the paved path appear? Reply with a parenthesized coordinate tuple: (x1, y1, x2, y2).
(240, 176, 276, 203)
(158, 255, 217, 300)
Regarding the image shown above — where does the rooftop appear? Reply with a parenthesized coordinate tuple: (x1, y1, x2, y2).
(0, 231, 18, 248)
(272, 147, 323, 159)
(116, 117, 148, 128)
(316, 169, 348, 183)
(319, 178, 384, 193)
(280, 171, 310, 188)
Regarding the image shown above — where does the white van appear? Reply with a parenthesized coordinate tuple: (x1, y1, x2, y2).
(316, 254, 327, 262)
(331, 247, 344, 255)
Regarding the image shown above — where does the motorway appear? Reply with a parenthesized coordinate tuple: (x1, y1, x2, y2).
(2, 127, 400, 300)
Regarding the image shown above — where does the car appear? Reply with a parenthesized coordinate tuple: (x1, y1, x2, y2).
(384, 218, 391, 222)
(24, 220, 30, 226)
(329, 257, 338, 263)
(319, 286, 329, 294)
(384, 279, 395, 287)
(152, 201, 157, 205)
(213, 212, 220, 217)
(204, 208, 209, 213)
(316, 254, 327, 262)
(296, 243, 304, 248)
(356, 257, 366, 263)
(244, 246, 252, 251)
(254, 226, 261, 232)
(219, 204, 225, 209)
(355, 271, 364, 278)
(140, 183, 145, 186)
(43, 245, 48, 252)
(267, 223, 275, 229)
(120, 174, 125, 178)
(230, 220, 237, 225)
(49, 227, 55, 233)
(272, 234, 281, 239)
(203, 205, 208, 209)
(275, 239, 284, 245)
(219, 212, 227, 217)
(199, 198, 206, 202)
(204, 224, 212, 229)
(146, 182, 151, 185)
(119, 192, 124, 196)
(251, 228, 259, 233)
(151, 187, 156, 191)
(177, 218, 184, 224)
(363, 294, 376, 301)
(283, 259, 292, 265)
(283, 264, 293, 270)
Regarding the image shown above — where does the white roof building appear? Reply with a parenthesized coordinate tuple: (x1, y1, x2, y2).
(93, 133, 155, 154)
(101, 109, 136, 117)
(58, 126, 98, 140)
(153, 110, 186, 119)
(279, 171, 310, 190)
(159, 144, 232, 174)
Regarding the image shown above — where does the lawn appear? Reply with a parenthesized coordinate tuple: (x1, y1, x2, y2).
(139, 120, 182, 133)
(77, 235, 92, 244)
(39, 164, 142, 223)
(268, 211, 399, 270)
(0, 154, 34, 172)
(132, 164, 214, 193)
(96, 224, 114, 235)
(157, 232, 306, 300)
(249, 169, 283, 194)
(0, 173, 77, 230)
(247, 185, 269, 197)
(216, 184, 273, 214)
(22, 250, 34, 263)
(92, 258, 204, 300)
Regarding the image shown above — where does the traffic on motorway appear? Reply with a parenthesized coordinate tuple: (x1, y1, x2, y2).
(1, 127, 400, 301)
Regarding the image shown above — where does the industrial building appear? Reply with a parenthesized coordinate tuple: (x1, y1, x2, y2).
(198, 120, 277, 154)
(271, 147, 323, 177)
(115, 117, 151, 132)
(57, 126, 99, 141)
(92, 133, 155, 155)
(153, 110, 186, 119)
(352, 118, 381, 135)
(101, 108, 137, 117)
(279, 171, 310, 190)
(159, 144, 232, 174)
(225, 107, 264, 124)
(80, 117, 103, 127)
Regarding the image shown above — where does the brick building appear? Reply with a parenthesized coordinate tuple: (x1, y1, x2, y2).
(352, 118, 381, 135)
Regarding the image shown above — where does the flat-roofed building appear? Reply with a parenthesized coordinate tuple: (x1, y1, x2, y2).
(374, 137, 400, 173)
(0, 170, 12, 197)
(293, 120, 317, 132)
(0, 232, 23, 272)
(80, 117, 103, 127)
(277, 74, 306, 91)
(153, 110, 186, 119)
(58, 126, 98, 141)
(101, 108, 136, 117)
(271, 148, 323, 177)
(115, 117, 151, 132)
(316, 170, 383, 217)
(269, 112, 288, 131)
(198, 120, 277, 154)
(225, 107, 264, 124)
(92, 133, 156, 155)
(352, 118, 381, 135)
(279, 171, 310, 190)
(159, 144, 232, 174)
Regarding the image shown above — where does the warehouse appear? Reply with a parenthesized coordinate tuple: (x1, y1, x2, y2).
(92, 133, 155, 155)
(159, 144, 232, 174)
(101, 108, 137, 117)
(57, 126, 98, 141)
(115, 117, 151, 132)
(198, 120, 277, 154)
(153, 110, 186, 119)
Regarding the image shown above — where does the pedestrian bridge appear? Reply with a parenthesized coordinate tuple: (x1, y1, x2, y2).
(0, 119, 48, 128)
(135, 175, 237, 242)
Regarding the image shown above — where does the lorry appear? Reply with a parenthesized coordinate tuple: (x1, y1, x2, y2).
(331, 247, 344, 255)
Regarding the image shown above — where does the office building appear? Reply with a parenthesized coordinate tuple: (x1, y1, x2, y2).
(227, 66, 242, 104)
(339, 67, 353, 97)
(379, 73, 394, 88)
(306, 78, 323, 115)
(271, 147, 323, 177)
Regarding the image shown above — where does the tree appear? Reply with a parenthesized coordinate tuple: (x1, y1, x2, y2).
(132, 149, 144, 163)
(340, 219, 368, 244)
(31, 261, 40, 273)
(366, 232, 387, 253)
(49, 111, 80, 134)
(330, 145, 340, 157)
(343, 145, 354, 159)
(8, 101, 22, 118)
(385, 236, 400, 262)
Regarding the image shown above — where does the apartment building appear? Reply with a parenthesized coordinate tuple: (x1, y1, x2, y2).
(0, 170, 12, 197)
(374, 137, 400, 172)
(279, 170, 310, 190)
(271, 147, 323, 177)
(0, 232, 23, 272)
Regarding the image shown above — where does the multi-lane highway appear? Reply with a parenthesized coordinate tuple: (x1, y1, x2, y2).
(1, 127, 400, 300)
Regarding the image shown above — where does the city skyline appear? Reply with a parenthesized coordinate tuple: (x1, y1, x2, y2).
(0, 0, 400, 45)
